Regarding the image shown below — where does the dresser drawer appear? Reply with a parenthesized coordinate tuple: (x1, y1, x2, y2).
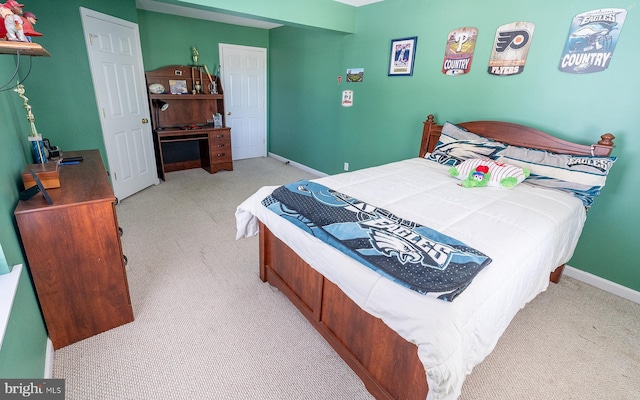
(211, 130, 231, 144)
(211, 149, 232, 164)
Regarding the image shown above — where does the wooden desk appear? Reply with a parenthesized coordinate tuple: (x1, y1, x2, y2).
(154, 127, 233, 180)
(145, 65, 233, 180)
(14, 150, 134, 349)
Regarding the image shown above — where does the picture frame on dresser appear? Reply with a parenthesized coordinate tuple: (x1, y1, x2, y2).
(19, 169, 53, 204)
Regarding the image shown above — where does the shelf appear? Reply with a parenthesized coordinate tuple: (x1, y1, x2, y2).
(156, 126, 227, 134)
(149, 93, 223, 100)
(0, 41, 51, 57)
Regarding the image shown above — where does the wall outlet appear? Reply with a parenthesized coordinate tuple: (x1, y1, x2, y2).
(344, 162, 349, 171)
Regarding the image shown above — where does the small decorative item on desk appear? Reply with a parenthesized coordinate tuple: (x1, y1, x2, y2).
(21, 160, 60, 189)
(204, 65, 217, 94)
(192, 46, 199, 65)
(194, 80, 202, 94)
(13, 83, 47, 164)
(148, 83, 165, 94)
(169, 79, 187, 94)
(213, 113, 223, 128)
(28, 135, 47, 164)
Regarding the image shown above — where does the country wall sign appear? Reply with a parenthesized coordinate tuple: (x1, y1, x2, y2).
(558, 8, 627, 74)
(442, 27, 478, 75)
(487, 22, 535, 76)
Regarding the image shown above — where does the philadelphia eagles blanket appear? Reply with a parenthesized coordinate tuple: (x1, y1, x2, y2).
(262, 180, 492, 301)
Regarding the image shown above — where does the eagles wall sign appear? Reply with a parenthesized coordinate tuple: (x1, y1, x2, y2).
(558, 8, 627, 74)
(488, 22, 535, 76)
(442, 27, 478, 75)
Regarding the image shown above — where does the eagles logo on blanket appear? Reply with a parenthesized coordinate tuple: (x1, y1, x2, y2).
(262, 180, 492, 301)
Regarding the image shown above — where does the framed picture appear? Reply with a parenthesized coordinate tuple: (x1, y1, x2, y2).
(346, 68, 364, 82)
(169, 79, 188, 94)
(388, 36, 418, 76)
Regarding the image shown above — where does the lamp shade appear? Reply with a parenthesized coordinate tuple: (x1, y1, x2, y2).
(153, 99, 169, 111)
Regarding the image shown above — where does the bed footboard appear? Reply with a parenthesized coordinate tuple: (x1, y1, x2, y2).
(550, 264, 566, 283)
(259, 222, 429, 400)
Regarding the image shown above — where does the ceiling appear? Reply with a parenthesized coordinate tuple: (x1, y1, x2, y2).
(334, 0, 384, 6)
(135, 0, 282, 29)
(136, 0, 384, 29)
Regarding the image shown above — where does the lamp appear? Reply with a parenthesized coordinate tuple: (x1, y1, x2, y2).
(153, 99, 169, 111)
(152, 100, 169, 129)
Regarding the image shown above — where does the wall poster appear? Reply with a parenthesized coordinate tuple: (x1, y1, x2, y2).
(346, 68, 364, 82)
(341, 90, 353, 107)
(388, 37, 418, 76)
(487, 22, 535, 76)
(442, 27, 478, 75)
(558, 8, 627, 74)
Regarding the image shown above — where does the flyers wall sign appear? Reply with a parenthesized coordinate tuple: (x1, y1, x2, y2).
(488, 22, 535, 76)
(442, 27, 478, 75)
(558, 8, 627, 74)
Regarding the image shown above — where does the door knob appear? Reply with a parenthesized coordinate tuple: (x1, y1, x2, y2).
(142, 118, 149, 124)
(227, 112, 232, 116)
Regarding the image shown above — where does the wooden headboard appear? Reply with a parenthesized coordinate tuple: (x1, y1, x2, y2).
(419, 114, 615, 158)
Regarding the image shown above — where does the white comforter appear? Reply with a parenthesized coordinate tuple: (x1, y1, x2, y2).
(236, 157, 586, 399)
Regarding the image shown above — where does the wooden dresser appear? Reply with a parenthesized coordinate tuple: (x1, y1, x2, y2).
(14, 150, 134, 349)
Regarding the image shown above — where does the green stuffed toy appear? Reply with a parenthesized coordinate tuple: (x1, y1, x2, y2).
(449, 159, 530, 188)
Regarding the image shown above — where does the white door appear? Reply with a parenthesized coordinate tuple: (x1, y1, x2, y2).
(81, 8, 158, 201)
(219, 44, 267, 160)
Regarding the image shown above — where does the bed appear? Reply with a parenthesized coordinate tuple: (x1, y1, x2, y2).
(235, 115, 616, 400)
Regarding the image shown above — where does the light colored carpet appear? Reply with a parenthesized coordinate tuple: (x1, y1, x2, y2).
(53, 157, 640, 399)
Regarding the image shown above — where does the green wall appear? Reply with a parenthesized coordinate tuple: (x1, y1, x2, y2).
(0, 57, 48, 377)
(268, 0, 640, 291)
(0, 0, 140, 379)
(137, 9, 269, 72)
(19, 0, 139, 159)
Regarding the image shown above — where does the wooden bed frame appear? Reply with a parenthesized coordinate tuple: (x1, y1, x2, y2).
(258, 115, 615, 400)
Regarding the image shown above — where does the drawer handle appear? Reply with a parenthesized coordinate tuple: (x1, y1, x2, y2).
(119, 227, 124, 237)
(217, 144, 225, 148)
(216, 134, 224, 138)
(217, 153, 226, 157)
(123, 255, 128, 266)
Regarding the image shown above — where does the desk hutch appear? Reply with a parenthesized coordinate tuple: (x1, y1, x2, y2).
(145, 65, 233, 180)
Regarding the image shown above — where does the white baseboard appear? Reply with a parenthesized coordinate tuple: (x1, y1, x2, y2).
(44, 338, 54, 378)
(268, 153, 327, 177)
(565, 265, 640, 304)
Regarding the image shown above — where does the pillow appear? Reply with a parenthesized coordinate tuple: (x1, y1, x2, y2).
(426, 122, 505, 166)
(493, 145, 616, 207)
(449, 158, 529, 188)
